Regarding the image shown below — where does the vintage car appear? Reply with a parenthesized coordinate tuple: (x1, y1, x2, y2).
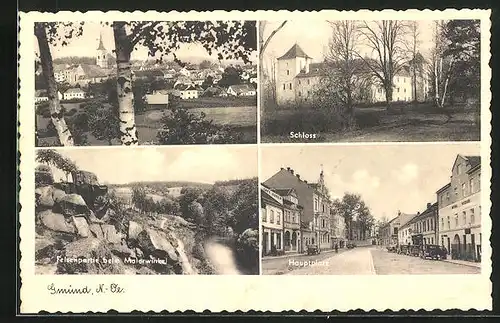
(420, 245, 448, 260)
(306, 244, 320, 255)
(346, 242, 357, 249)
(387, 244, 398, 252)
(398, 245, 410, 255)
(410, 245, 422, 257)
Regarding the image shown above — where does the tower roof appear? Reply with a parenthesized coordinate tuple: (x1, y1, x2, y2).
(277, 44, 312, 60)
(97, 33, 106, 51)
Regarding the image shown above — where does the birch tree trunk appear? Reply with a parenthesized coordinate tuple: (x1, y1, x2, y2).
(34, 23, 74, 146)
(113, 22, 139, 146)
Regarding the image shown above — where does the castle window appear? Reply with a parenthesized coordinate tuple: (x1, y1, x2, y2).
(298, 91, 301, 97)
(307, 80, 310, 85)
(283, 84, 286, 90)
(287, 70, 290, 75)
(298, 80, 301, 85)
(289, 83, 292, 90)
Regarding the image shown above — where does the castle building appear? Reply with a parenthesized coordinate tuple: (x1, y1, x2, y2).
(275, 43, 428, 106)
(96, 33, 108, 69)
(436, 155, 481, 262)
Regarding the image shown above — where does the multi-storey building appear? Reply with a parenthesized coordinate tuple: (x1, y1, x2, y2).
(437, 155, 481, 262)
(274, 188, 303, 253)
(330, 208, 347, 248)
(264, 166, 332, 251)
(409, 202, 439, 246)
(260, 184, 284, 255)
(397, 212, 418, 246)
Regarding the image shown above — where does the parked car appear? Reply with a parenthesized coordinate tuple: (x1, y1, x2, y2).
(306, 244, 320, 255)
(410, 245, 422, 257)
(421, 245, 448, 260)
(398, 245, 409, 255)
(387, 244, 398, 252)
(347, 242, 357, 249)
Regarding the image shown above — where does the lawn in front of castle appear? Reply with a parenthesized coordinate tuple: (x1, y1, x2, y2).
(261, 102, 480, 143)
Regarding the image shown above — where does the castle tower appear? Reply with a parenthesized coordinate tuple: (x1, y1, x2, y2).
(275, 43, 312, 105)
(96, 33, 108, 69)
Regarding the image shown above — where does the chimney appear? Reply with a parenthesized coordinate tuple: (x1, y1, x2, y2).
(417, 212, 420, 215)
(290, 169, 294, 175)
(287, 167, 291, 171)
(280, 167, 284, 171)
(296, 174, 300, 180)
(304, 180, 308, 184)
(398, 210, 401, 216)
(427, 202, 431, 209)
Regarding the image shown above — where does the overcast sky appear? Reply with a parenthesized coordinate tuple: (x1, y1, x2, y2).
(261, 20, 435, 74)
(260, 144, 480, 221)
(35, 21, 257, 63)
(39, 146, 257, 185)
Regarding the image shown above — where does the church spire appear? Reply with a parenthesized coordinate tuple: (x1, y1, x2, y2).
(97, 33, 106, 50)
(319, 164, 325, 186)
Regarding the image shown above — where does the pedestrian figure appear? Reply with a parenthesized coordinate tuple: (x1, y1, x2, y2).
(335, 244, 338, 253)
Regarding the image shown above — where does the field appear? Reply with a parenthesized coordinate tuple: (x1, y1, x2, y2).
(175, 96, 257, 109)
(261, 102, 481, 143)
(36, 100, 257, 146)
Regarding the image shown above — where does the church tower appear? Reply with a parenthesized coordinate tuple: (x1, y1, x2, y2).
(96, 33, 108, 69)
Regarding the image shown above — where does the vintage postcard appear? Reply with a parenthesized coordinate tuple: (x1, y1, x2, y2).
(18, 9, 491, 313)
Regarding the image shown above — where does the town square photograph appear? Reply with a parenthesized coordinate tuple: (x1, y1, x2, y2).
(34, 146, 259, 275)
(34, 20, 258, 146)
(260, 143, 483, 275)
(259, 19, 481, 143)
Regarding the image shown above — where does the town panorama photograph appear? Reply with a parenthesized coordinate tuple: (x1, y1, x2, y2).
(34, 21, 258, 146)
(259, 19, 481, 143)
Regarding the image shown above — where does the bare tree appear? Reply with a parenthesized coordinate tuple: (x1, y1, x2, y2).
(317, 21, 366, 129)
(407, 21, 421, 102)
(259, 21, 287, 112)
(356, 20, 410, 108)
(429, 20, 454, 109)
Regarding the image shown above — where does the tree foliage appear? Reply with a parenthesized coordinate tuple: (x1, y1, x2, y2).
(156, 107, 241, 145)
(35, 149, 79, 175)
(331, 193, 374, 241)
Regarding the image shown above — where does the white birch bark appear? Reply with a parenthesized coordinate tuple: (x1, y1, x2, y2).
(34, 23, 74, 146)
(113, 22, 139, 146)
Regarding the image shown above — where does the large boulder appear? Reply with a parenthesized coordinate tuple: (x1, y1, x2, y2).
(35, 235, 58, 261)
(109, 243, 136, 258)
(72, 216, 91, 238)
(137, 229, 178, 262)
(35, 165, 54, 188)
(88, 223, 104, 239)
(39, 210, 75, 234)
(127, 221, 143, 242)
(58, 194, 90, 217)
(35, 186, 54, 209)
(101, 224, 124, 244)
(57, 238, 125, 274)
(52, 188, 67, 204)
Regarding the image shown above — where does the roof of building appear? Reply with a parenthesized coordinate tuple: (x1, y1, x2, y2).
(174, 84, 196, 91)
(277, 44, 312, 60)
(228, 84, 255, 94)
(273, 188, 294, 196)
(65, 88, 85, 94)
(35, 89, 47, 97)
(464, 155, 481, 169)
(80, 64, 109, 78)
(261, 189, 283, 208)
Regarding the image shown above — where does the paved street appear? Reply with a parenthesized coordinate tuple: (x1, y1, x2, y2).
(261, 246, 481, 275)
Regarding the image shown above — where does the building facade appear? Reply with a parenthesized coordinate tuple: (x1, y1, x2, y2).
(274, 44, 430, 106)
(261, 184, 284, 256)
(437, 155, 481, 262)
(330, 209, 347, 248)
(275, 188, 303, 253)
(410, 202, 439, 246)
(263, 166, 333, 252)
